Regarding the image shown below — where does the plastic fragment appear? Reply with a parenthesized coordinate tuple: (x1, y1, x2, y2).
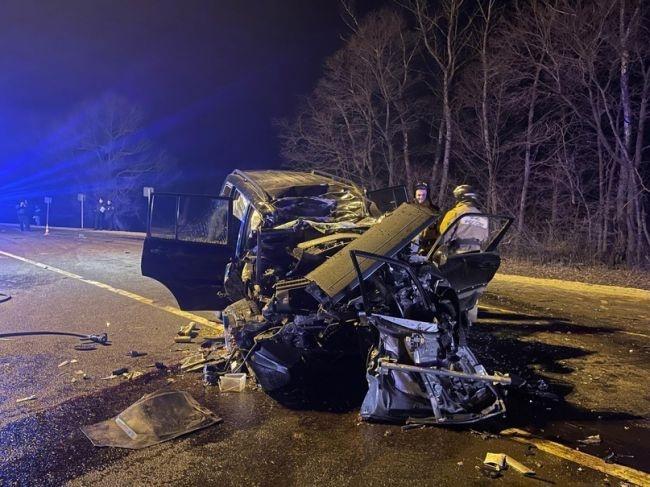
(578, 434, 601, 445)
(16, 395, 37, 403)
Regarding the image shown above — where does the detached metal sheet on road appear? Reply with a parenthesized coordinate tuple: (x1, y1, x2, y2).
(306, 203, 435, 303)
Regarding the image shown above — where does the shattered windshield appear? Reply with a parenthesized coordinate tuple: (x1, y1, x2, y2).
(271, 184, 367, 226)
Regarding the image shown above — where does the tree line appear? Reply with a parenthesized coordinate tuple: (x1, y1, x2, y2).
(278, 0, 650, 268)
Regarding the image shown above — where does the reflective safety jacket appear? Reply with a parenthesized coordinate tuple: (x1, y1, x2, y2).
(438, 201, 489, 252)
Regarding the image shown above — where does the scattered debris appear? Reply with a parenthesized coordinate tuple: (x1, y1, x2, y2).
(174, 336, 193, 344)
(74, 370, 87, 378)
(112, 367, 128, 376)
(578, 434, 602, 445)
(470, 429, 499, 440)
(219, 373, 246, 392)
(178, 322, 197, 338)
(501, 428, 650, 486)
(506, 456, 536, 476)
(126, 351, 147, 358)
(476, 465, 502, 479)
(604, 452, 635, 464)
(58, 360, 70, 367)
(16, 395, 37, 403)
(81, 390, 221, 449)
(483, 453, 535, 477)
(123, 371, 144, 380)
(74, 344, 97, 351)
(203, 364, 219, 386)
(483, 453, 507, 471)
(180, 353, 210, 372)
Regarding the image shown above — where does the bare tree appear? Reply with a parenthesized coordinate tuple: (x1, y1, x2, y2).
(405, 0, 475, 205)
(65, 93, 174, 228)
(279, 8, 425, 190)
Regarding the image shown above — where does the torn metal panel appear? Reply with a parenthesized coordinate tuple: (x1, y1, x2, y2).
(305, 203, 436, 304)
(82, 390, 221, 449)
(361, 313, 506, 425)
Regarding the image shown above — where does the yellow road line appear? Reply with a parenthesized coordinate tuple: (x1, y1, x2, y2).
(500, 428, 650, 485)
(0, 249, 223, 332)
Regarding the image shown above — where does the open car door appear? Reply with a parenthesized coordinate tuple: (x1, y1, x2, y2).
(141, 192, 235, 311)
(366, 185, 408, 214)
(427, 214, 512, 313)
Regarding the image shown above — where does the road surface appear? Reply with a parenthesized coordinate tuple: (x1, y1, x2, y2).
(0, 224, 648, 486)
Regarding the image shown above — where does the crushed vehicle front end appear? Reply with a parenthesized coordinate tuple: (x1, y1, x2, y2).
(222, 200, 513, 424)
(141, 170, 514, 425)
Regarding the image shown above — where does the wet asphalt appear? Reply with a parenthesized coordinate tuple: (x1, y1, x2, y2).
(0, 224, 648, 486)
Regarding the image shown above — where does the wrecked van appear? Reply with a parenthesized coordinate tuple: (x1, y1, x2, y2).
(141, 170, 513, 424)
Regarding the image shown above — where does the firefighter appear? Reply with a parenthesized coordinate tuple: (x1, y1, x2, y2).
(438, 185, 488, 253)
(105, 200, 116, 230)
(412, 182, 441, 252)
(16, 200, 30, 231)
(94, 197, 105, 230)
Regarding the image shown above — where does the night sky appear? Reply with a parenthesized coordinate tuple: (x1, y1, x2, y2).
(0, 0, 352, 203)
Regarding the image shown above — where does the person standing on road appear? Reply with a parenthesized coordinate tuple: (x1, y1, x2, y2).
(94, 197, 106, 230)
(32, 204, 41, 226)
(413, 182, 441, 253)
(16, 200, 31, 231)
(438, 185, 488, 253)
(105, 199, 116, 230)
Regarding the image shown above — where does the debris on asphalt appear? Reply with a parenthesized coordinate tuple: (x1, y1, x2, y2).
(74, 344, 97, 351)
(123, 371, 144, 380)
(219, 373, 246, 392)
(506, 455, 536, 476)
(16, 395, 37, 403)
(180, 352, 210, 372)
(81, 390, 221, 449)
(57, 359, 79, 367)
(178, 321, 197, 338)
(483, 453, 535, 477)
(112, 367, 129, 376)
(174, 336, 193, 344)
(603, 452, 634, 464)
(524, 445, 536, 456)
(126, 351, 147, 358)
(578, 434, 602, 445)
(476, 465, 502, 479)
(74, 370, 88, 379)
(470, 429, 499, 440)
(203, 364, 219, 386)
(483, 453, 507, 471)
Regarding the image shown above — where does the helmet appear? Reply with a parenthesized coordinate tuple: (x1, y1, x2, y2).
(452, 184, 478, 202)
(414, 181, 429, 192)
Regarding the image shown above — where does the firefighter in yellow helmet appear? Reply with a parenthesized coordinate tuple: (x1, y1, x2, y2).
(438, 185, 488, 253)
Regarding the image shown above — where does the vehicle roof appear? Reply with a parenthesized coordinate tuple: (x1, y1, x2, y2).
(225, 169, 362, 204)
